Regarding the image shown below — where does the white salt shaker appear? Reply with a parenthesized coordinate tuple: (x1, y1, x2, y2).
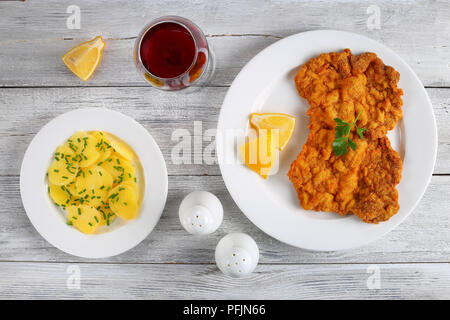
(215, 233, 259, 277)
(179, 191, 223, 235)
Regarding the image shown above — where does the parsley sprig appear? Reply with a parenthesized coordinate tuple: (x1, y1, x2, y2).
(332, 111, 366, 156)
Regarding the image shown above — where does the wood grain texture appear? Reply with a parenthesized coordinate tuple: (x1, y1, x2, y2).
(0, 0, 449, 299)
(0, 86, 448, 175)
(0, 262, 449, 299)
(0, 0, 449, 87)
(1, 174, 449, 264)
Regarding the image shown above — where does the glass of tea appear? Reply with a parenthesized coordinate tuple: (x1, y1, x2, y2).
(134, 16, 212, 91)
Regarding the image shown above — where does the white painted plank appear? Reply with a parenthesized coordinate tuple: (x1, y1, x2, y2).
(0, 35, 276, 88)
(1, 174, 449, 264)
(0, 86, 448, 175)
(0, 262, 448, 299)
(0, 86, 225, 176)
(0, 0, 449, 86)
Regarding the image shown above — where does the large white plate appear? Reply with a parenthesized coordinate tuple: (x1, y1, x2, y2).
(20, 108, 168, 258)
(217, 30, 437, 251)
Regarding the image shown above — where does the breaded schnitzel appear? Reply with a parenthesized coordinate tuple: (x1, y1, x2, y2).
(295, 49, 403, 139)
(288, 49, 403, 223)
(288, 128, 402, 223)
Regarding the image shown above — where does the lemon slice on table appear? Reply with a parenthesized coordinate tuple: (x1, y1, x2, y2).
(249, 113, 296, 150)
(62, 36, 105, 81)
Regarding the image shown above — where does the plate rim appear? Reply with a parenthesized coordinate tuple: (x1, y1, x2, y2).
(217, 29, 438, 251)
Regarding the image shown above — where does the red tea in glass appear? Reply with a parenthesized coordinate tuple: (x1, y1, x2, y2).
(134, 16, 210, 90)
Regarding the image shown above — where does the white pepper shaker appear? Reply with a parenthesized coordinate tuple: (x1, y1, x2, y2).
(179, 191, 223, 235)
(215, 233, 259, 277)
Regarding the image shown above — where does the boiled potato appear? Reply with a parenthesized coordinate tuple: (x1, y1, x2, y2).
(55, 144, 74, 160)
(100, 154, 136, 186)
(67, 205, 102, 234)
(64, 180, 78, 197)
(48, 131, 143, 233)
(91, 131, 112, 163)
(121, 180, 138, 195)
(104, 132, 135, 161)
(75, 166, 113, 207)
(66, 131, 100, 168)
(108, 183, 139, 220)
(96, 203, 116, 226)
(47, 158, 79, 186)
(48, 183, 79, 207)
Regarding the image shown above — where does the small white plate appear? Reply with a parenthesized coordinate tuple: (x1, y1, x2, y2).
(20, 108, 168, 258)
(217, 30, 437, 251)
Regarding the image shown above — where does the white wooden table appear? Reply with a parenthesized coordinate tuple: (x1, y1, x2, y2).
(0, 0, 449, 299)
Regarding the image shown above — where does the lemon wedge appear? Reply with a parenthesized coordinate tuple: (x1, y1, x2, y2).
(240, 130, 278, 179)
(62, 36, 105, 81)
(249, 113, 296, 150)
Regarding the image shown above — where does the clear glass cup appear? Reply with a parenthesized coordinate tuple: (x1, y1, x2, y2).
(134, 16, 212, 91)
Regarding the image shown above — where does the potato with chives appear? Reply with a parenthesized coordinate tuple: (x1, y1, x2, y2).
(96, 203, 116, 226)
(55, 144, 75, 159)
(91, 131, 112, 163)
(48, 184, 79, 207)
(75, 165, 113, 208)
(67, 205, 102, 234)
(47, 157, 79, 186)
(47, 130, 143, 234)
(100, 154, 135, 186)
(108, 183, 139, 220)
(121, 180, 138, 194)
(104, 132, 135, 161)
(64, 180, 78, 197)
(66, 131, 100, 168)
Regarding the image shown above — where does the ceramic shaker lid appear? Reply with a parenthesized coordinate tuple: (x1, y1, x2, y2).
(215, 233, 259, 277)
(179, 191, 223, 235)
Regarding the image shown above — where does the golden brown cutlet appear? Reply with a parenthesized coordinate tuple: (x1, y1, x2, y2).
(288, 49, 403, 223)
